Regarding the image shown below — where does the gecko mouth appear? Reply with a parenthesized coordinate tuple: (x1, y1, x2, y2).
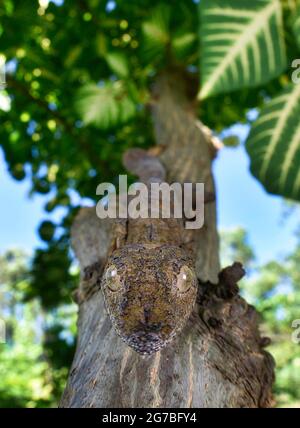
(127, 331, 165, 355)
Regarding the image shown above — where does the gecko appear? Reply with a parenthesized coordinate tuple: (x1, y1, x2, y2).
(79, 148, 245, 355)
(96, 148, 202, 355)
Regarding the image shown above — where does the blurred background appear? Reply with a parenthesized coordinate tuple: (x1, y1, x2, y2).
(0, 0, 300, 407)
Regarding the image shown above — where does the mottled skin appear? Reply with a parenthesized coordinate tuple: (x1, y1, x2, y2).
(100, 149, 198, 355)
(102, 244, 197, 354)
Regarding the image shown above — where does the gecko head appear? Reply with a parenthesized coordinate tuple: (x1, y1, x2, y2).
(102, 244, 197, 355)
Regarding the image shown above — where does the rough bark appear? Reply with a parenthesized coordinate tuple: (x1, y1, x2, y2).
(60, 70, 275, 408)
(151, 71, 220, 284)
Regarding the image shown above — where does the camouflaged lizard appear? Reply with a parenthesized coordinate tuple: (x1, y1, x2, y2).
(103, 149, 201, 355)
(80, 148, 206, 355)
(78, 144, 247, 356)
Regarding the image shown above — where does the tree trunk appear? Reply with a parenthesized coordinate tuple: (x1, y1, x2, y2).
(60, 70, 275, 408)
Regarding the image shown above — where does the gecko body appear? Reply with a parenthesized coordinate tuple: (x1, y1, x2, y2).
(101, 149, 198, 355)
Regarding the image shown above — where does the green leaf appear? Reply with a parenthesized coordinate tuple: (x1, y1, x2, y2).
(38, 221, 56, 242)
(106, 52, 129, 78)
(64, 45, 82, 68)
(172, 32, 196, 59)
(223, 135, 240, 147)
(75, 81, 136, 129)
(246, 83, 300, 200)
(199, 0, 287, 99)
(10, 163, 26, 181)
(293, 6, 300, 49)
(142, 4, 171, 60)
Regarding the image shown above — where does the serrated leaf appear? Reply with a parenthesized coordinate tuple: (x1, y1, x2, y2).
(199, 0, 287, 99)
(106, 52, 129, 78)
(246, 83, 300, 200)
(293, 6, 300, 49)
(75, 82, 136, 129)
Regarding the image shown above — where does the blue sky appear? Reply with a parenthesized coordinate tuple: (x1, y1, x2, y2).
(214, 123, 299, 262)
(0, 123, 299, 263)
(0, 149, 65, 253)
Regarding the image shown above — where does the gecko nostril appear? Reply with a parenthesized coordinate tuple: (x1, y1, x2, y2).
(141, 322, 162, 332)
(142, 307, 162, 332)
(149, 322, 162, 332)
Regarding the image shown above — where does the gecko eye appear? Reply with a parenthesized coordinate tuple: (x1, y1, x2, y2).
(105, 266, 122, 292)
(176, 266, 195, 294)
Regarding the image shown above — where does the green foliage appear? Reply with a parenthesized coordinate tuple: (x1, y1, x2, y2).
(75, 81, 136, 129)
(199, 0, 287, 99)
(142, 4, 171, 61)
(246, 84, 300, 200)
(29, 240, 78, 309)
(222, 135, 240, 147)
(106, 52, 130, 79)
(0, 250, 77, 407)
(198, 0, 300, 202)
(0, 332, 51, 408)
(293, 6, 300, 49)
(142, 3, 197, 63)
(38, 220, 56, 242)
